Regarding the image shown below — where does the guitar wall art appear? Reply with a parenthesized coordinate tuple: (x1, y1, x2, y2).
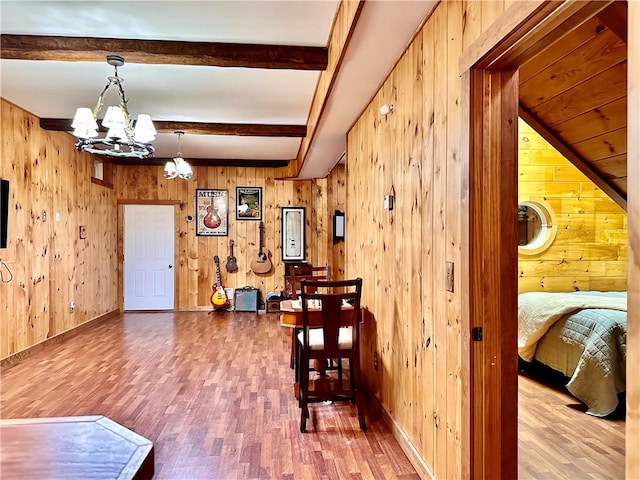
(196, 189, 229, 236)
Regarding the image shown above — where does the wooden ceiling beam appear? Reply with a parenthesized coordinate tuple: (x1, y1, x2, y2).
(112, 157, 290, 168)
(0, 34, 328, 70)
(597, 1, 627, 44)
(39, 118, 307, 137)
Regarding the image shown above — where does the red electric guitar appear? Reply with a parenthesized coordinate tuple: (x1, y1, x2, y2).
(210, 255, 230, 310)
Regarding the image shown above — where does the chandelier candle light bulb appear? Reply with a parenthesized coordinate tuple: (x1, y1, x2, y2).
(72, 55, 156, 159)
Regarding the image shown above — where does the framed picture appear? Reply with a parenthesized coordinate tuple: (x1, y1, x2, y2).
(196, 189, 229, 236)
(236, 186, 262, 220)
(333, 210, 345, 240)
(281, 207, 306, 261)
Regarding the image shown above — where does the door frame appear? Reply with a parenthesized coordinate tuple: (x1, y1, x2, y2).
(117, 200, 180, 311)
(459, 1, 638, 478)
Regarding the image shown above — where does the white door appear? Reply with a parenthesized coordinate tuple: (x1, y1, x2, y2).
(124, 205, 175, 310)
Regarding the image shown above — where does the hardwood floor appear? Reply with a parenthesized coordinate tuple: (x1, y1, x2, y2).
(0, 312, 419, 480)
(518, 363, 625, 479)
(1, 311, 626, 479)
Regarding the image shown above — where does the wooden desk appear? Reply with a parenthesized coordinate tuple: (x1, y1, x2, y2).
(0, 416, 154, 480)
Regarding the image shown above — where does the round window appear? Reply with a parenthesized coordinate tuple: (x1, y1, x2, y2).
(517, 198, 557, 256)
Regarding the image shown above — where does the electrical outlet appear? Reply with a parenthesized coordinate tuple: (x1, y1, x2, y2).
(373, 351, 379, 370)
(445, 261, 454, 292)
(42, 210, 47, 222)
(70, 300, 75, 310)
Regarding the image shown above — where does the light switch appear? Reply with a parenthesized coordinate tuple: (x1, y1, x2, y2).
(445, 261, 454, 292)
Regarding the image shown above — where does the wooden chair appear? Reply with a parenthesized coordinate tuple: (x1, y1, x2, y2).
(297, 278, 365, 432)
(287, 265, 330, 369)
(287, 264, 330, 300)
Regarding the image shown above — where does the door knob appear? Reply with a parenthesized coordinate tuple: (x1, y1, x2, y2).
(168, 264, 173, 269)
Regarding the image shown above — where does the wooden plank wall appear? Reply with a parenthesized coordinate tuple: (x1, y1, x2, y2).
(113, 162, 345, 310)
(518, 117, 627, 293)
(1, 98, 118, 360)
(1, 98, 346, 358)
(345, 2, 509, 479)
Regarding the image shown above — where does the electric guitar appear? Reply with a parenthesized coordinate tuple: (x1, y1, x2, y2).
(204, 198, 221, 230)
(210, 255, 230, 309)
(225, 239, 238, 273)
(249, 221, 272, 274)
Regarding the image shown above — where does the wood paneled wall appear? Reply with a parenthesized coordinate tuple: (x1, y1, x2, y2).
(1, 98, 118, 360)
(2, 98, 346, 358)
(518, 117, 627, 293)
(345, 2, 512, 479)
(113, 162, 345, 310)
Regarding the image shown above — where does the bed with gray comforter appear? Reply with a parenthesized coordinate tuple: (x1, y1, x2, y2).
(518, 291, 627, 417)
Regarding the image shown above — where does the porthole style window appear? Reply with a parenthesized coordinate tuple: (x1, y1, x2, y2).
(517, 198, 557, 256)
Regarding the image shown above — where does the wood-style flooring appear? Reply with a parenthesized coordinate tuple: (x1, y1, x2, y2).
(0, 312, 419, 480)
(1, 311, 626, 479)
(518, 362, 625, 479)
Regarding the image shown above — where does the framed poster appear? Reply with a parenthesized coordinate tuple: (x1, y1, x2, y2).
(281, 207, 305, 261)
(236, 186, 262, 220)
(196, 189, 228, 236)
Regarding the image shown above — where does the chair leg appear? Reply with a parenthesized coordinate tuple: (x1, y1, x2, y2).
(353, 357, 366, 430)
(290, 329, 296, 369)
(299, 351, 309, 432)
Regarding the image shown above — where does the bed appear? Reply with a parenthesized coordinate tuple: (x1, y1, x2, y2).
(518, 291, 627, 417)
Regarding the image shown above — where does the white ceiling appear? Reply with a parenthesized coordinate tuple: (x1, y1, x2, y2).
(0, 1, 435, 179)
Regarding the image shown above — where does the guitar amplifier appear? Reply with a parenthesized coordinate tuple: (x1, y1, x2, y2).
(234, 287, 259, 312)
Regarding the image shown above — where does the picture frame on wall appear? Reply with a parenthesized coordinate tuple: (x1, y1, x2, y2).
(196, 189, 229, 236)
(281, 206, 306, 261)
(236, 186, 262, 220)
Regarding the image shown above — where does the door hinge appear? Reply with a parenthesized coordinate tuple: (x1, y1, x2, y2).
(472, 327, 483, 342)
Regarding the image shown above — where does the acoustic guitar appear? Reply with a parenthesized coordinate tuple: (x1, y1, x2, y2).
(225, 239, 238, 273)
(250, 221, 272, 274)
(210, 255, 230, 309)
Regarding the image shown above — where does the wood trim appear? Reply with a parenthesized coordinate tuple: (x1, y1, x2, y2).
(459, 1, 615, 73)
(467, 68, 519, 480)
(459, 1, 554, 73)
(112, 158, 289, 168)
(518, 106, 627, 210)
(369, 392, 435, 480)
(626, 2, 639, 478)
(40, 118, 307, 137)
(0, 34, 328, 71)
(1, 310, 119, 368)
(289, 1, 365, 178)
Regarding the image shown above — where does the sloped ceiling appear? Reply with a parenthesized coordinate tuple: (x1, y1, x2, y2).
(518, 1, 628, 209)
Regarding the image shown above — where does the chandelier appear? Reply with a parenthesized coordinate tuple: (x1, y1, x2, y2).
(71, 55, 156, 159)
(164, 131, 193, 180)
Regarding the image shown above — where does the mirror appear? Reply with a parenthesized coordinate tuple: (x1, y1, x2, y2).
(517, 198, 557, 256)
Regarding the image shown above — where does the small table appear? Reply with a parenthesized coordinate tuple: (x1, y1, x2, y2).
(280, 300, 356, 397)
(0, 416, 154, 480)
(279, 299, 355, 328)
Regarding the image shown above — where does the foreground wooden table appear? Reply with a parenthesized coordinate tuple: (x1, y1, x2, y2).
(0, 415, 154, 480)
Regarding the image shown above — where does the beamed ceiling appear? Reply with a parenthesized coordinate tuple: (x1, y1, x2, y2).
(0, 1, 436, 179)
